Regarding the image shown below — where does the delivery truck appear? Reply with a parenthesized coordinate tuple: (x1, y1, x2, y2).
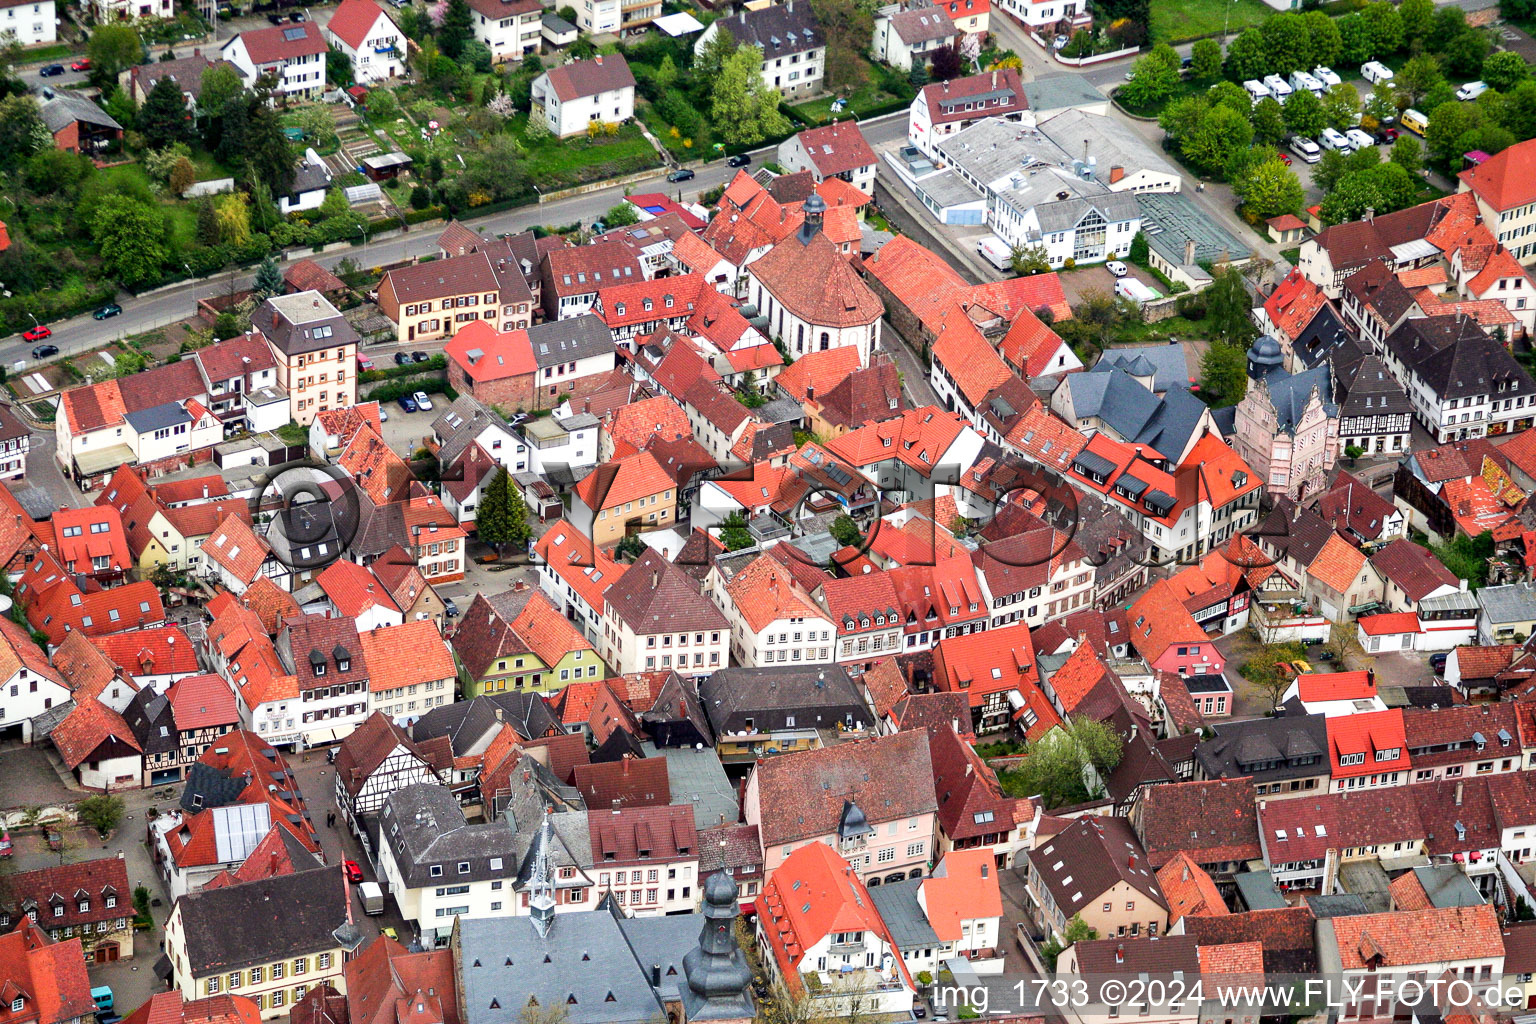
(357, 881, 385, 915)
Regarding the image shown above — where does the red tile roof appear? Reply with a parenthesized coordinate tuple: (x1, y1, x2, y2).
(92, 623, 198, 678)
(203, 514, 271, 585)
(51, 699, 139, 770)
(1325, 708, 1409, 779)
(774, 347, 862, 403)
(1330, 905, 1501, 969)
(571, 755, 668, 809)
(917, 68, 1026, 126)
(1157, 853, 1229, 924)
(792, 121, 876, 180)
(316, 559, 400, 619)
(541, 52, 634, 101)
(234, 19, 326, 63)
(0, 922, 95, 1024)
(1459, 138, 1536, 212)
(444, 321, 536, 383)
(1128, 580, 1210, 664)
(1357, 611, 1421, 636)
(1137, 779, 1260, 868)
(585, 803, 696, 864)
(356, 620, 457, 694)
(324, 0, 392, 49)
(574, 450, 673, 512)
(1263, 269, 1329, 340)
(165, 674, 240, 733)
(1294, 670, 1377, 703)
(748, 226, 882, 328)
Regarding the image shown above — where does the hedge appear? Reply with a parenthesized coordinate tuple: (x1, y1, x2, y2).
(365, 375, 454, 404)
(404, 205, 451, 225)
(359, 354, 447, 382)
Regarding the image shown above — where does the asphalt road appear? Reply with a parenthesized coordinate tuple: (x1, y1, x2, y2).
(0, 108, 910, 374)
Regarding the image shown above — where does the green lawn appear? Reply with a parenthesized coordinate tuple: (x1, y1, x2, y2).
(1150, 0, 1272, 44)
(1116, 77, 1209, 118)
(636, 99, 713, 158)
(789, 77, 910, 125)
(510, 116, 657, 185)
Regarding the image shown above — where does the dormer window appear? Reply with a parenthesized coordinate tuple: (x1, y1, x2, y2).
(338, 659, 350, 672)
(78, 900, 89, 913)
(314, 663, 325, 676)
(11, 999, 22, 1012)
(53, 905, 63, 917)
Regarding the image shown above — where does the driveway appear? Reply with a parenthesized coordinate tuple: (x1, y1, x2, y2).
(0, 745, 80, 810)
(1056, 264, 1158, 308)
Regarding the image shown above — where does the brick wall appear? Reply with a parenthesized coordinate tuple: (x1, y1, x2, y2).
(451, 359, 535, 413)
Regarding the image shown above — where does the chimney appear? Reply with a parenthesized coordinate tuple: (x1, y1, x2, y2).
(651, 570, 659, 589)
(806, 385, 815, 401)
(651, 965, 661, 987)
(595, 54, 603, 65)
(1115, 944, 1124, 964)
(1109, 166, 1125, 185)
(1364, 207, 1375, 223)
(1456, 780, 1464, 806)
(990, 71, 996, 89)
(1366, 668, 1374, 689)
(1127, 853, 1136, 870)
(271, 310, 280, 328)
(1184, 237, 1196, 266)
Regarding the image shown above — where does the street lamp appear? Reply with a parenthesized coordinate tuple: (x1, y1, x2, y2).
(1222, 0, 1238, 46)
(358, 221, 370, 264)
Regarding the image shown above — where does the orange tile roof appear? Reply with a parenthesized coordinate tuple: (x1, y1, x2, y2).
(863, 235, 970, 332)
(51, 506, 132, 574)
(534, 519, 625, 613)
(1459, 139, 1536, 212)
(165, 674, 240, 732)
(509, 589, 595, 667)
(1263, 269, 1328, 340)
(606, 396, 692, 453)
(92, 624, 199, 677)
(998, 306, 1071, 378)
(1330, 905, 1500, 969)
(312, 403, 383, 449)
(930, 311, 1013, 406)
(51, 698, 139, 769)
(825, 405, 968, 476)
(748, 224, 883, 328)
(203, 514, 271, 585)
(1307, 532, 1369, 594)
(574, 450, 674, 512)
(1004, 405, 1087, 469)
(1467, 245, 1534, 298)
(1358, 611, 1422, 636)
(1389, 870, 1431, 911)
(1397, 265, 1448, 290)
(316, 559, 401, 618)
(969, 273, 1073, 325)
(774, 347, 862, 402)
(723, 554, 830, 633)
(920, 849, 1002, 941)
(338, 426, 417, 505)
(1325, 708, 1409, 779)
(1157, 853, 1229, 924)
(1197, 940, 1263, 976)
(1294, 669, 1377, 703)
(1045, 642, 1116, 715)
(356, 620, 457, 693)
(1128, 580, 1209, 663)
(239, 575, 302, 634)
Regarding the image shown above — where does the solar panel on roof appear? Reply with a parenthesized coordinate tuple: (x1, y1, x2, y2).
(283, 26, 305, 39)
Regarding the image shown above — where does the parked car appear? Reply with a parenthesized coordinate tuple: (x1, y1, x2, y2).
(1320, 127, 1351, 151)
(1278, 151, 1292, 166)
(444, 598, 460, 617)
(343, 860, 364, 883)
(0, 831, 11, 858)
(289, 10, 305, 19)
(92, 303, 122, 320)
(397, 395, 418, 413)
(1313, 65, 1342, 87)
(1105, 260, 1129, 277)
(22, 325, 51, 342)
(1456, 80, 1488, 101)
(38, 63, 64, 76)
(266, 11, 285, 22)
(357, 353, 375, 372)
(394, 351, 411, 365)
(1431, 652, 1449, 674)
(70, 58, 91, 71)
(1376, 126, 1400, 143)
(411, 350, 429, 362)
(377, 408, 388, 422)
(666, 168, 695, 182)
(1346, 128, 1376, 151)
(1290, 136, 1322, 163)
(726, 153, 751, 167)
(31, 343, 57, 358)
(412, 391, 434, 411)
(1361, 61, 1395, 84)
(40, 86, 54, 100)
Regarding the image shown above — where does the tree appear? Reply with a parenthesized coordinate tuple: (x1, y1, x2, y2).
(1304, 10, 1342, 69)
(1235, 155, 1305, 220)
(718, 512, 753, 551)
(1190, 38, 1222, 81)
(1339, 15, 1373, 66)
(0, 95, 50, 164)
(1240, 641, 1306, 711)
(603, 201, 640, 228)
(1483, 50, 1529, 93)
(297, 103, 334, 145)
(1322, 82, 1362, 131)
(930, 41, 964, 81)
(1200, 340, 1248, 405)
(200, 64, 245, 121)
(809, 0, 873, 92)
(77, 795, 125, 837)
(87, 24, 143, 87)
(828, 514, 863, 548)
(1210, 81, 1254, 116)
(1010, 242, 1051, 275)
(245, 105, 296, 196)
(253, 256, 284, 298)
(695, 25, 737, 84)
(1128, 231, 1149, 265)
(1002, 717, 1123, 809)
(1121, 51, 1180, 109)
(1182, 104, 1255, 176)
(1283, 87, 1326, 139)
(139, 75, 194, 150)
(461, 38, 492, 73)
(436, 0, 473, 58)
(1250, 97, 1287, 145)
(1320, 161, 1419, 222)
(1224, 28, 1268, 82)
(195, 199, 220, 246)
(1208, 267, 1258, 346)
(1390, 134, 1424, 175)
(1426, 99, 1480, 164)
(1442, 26, 1492, 78)
(1040, 916, 1098, 971)
(1399, 0, 1435, 49)
(1357, 1, 1404, 59)
(476, 468, 527, 553)
(711, 45, 790, 146)
(1260, 12, 1310, 74)
(90, 194, 166, 288)
(1395, 53, 1444, 108)
(214, 192, 251, 248)
(168, 156, 195, 196)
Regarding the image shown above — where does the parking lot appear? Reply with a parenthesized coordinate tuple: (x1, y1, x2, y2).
(1057, 263, 1165, 307)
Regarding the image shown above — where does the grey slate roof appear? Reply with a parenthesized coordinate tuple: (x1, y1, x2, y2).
(868, 879, 941, 949)
(1410, 864, 1484, 908)
(1022, 73, 1108, 116)
(379, 783, 519, 888)
(39, 93, 122, 134)
(1258, 365, 1337, 435)
(409, 692, 562, 757)
(123, 687, 177, 757)
(1386, 314, 1533, 402)
(1067, 366, 1207, 458)
(525, 315, 616, 369)
(257, 292, 360, 356)
(1038, 107, 1181, 182)
(123, 400, 192, 435)
(646, 743, 739, 830)
(707, 2, 823, 59)
(699, 664, 870, 737)
(1094, 343, 1191, 395)
(1478, 582, 1536, 625)
(180, 759, 253, 813)
(175, 866, 354, 975)
(1195, 713, 1329, 785)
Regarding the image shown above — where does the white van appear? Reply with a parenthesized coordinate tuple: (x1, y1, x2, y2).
(1313, 65, 1342, 87)
(1361, 61, 1395, 84)
(1115, 278, 1161, 304)
(1320, 127, 1351, 151)
(1243, 79, 1272, 101)
(1290, 136, 1322, 163)
(976, 235, 1014, 272)
(1263, 74, 1294, 99)
(1457, 80, 1488, 101)
(1290, 70, 1324, 95)
(1346, 128, 1376, 151)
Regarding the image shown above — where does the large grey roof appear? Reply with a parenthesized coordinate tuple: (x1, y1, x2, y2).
(39, 93, 122, 133)
(1136, 191, 1253, 268)
(258, 292, 360, 356)
(645, 743, 739, 830)
(176, 866, 352, 975)
(525, 315, 616, 369)
(1478, 582, 1536, 624)
(1259, 365, 1337, 435)
(1093, 343, 1190, 394)
(868, 879, 941, 949)
(379, 783, 520, 888)
(1023, 72, 1108, 115)
(410, 691, 561, 754)
(1038, 107, 1181, 183)
(1068, 367, 1207, 458)
(705, 2, 823, 58)
(699, 664, 870, 735)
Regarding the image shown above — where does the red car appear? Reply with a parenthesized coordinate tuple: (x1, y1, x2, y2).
(70, 58, 90, 71)
(22, 325, 51, 342)
(343, 860, 364, 883)
(1278, 152, 1293, 166)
